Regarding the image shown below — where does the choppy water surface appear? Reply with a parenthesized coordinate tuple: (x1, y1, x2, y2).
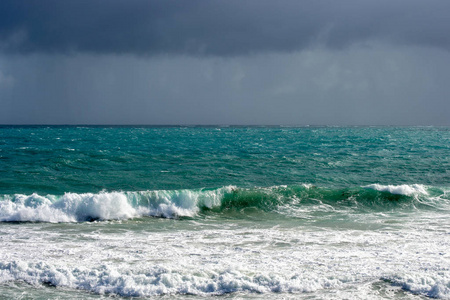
(0, 126, 449, 299)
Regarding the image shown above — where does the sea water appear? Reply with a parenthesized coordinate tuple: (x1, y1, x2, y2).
(0, 126, 449, 299)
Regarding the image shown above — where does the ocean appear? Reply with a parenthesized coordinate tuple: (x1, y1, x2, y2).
(0, 126, 449, 299)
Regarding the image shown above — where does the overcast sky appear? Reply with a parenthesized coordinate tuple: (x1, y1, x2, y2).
(1, 0, 449, 125)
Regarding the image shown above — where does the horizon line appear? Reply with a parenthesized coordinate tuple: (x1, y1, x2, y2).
(0, 124, 447, 127)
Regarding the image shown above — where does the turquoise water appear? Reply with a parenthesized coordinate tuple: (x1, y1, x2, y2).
(0, 126, 449, 299)
(1, 126, 449, 194)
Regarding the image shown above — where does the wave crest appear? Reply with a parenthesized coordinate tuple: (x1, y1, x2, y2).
(0, 184, 447, 223)
(0, 187, 234, 222)
(363, 184, 428, 196)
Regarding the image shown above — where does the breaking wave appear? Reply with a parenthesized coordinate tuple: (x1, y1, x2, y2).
(363, 183, 429, 195)
(0, 184, 448, 222)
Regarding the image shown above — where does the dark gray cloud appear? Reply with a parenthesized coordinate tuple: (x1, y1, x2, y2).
(1, 1, 450, 126)
(1, 45, 450, 125)
(1, 0, 450, 56)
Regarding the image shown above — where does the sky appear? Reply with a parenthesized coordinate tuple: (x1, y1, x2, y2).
(0, 0, 449, 125)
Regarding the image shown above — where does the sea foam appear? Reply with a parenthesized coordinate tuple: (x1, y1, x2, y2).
(0, 261, 353, 297)
(363, 184, 428, 196)
(0, 187, 233, 222)
(0, 192, 143, 222)
(385, 272, 450, 299)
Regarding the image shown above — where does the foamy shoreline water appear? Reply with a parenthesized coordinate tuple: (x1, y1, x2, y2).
(1, 208, 449, 299)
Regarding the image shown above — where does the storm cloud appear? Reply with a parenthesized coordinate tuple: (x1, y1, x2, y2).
(1, 0, 450, 56)
(1, 1, 450, 125)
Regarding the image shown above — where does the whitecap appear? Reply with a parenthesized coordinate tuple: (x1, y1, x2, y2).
(363, 184, 428, 196)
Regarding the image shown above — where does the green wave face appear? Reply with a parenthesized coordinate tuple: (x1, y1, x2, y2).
(1, 184, 448, 222)
(206, 184, 447, 213)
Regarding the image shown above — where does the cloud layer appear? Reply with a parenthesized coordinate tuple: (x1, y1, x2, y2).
(1, 1, 449, 125)
(1, 44, 449, 125)
(1, 0, 450, 56)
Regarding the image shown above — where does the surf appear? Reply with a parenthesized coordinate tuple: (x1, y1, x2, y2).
(1, 184, 447, 223)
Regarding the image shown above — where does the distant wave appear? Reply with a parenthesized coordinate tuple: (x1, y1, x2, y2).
(0, 184, 448, 223)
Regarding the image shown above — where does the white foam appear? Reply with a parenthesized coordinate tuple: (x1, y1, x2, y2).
(0, 261, 354, 297)
(0, 187, 234, 223)
(0, 192, 141, 222)
(1, 207, 449, 299)
(385, 272, 450, 299)
(363, 184, 428, 196)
